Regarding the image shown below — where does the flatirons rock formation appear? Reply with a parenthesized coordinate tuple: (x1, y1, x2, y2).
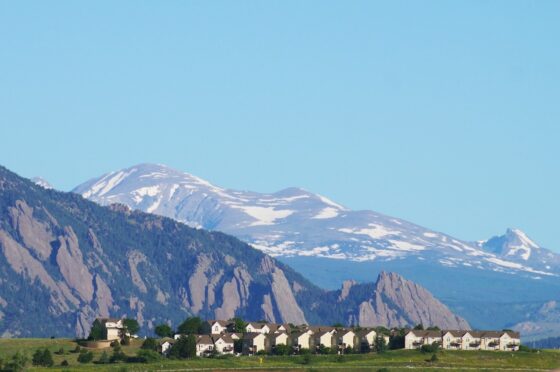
(0, 165, 468, 337)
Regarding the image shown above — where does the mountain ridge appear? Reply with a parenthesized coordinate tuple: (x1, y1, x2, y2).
(0, 165, 468, 337)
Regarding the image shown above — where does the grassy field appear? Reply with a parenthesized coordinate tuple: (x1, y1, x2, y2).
(0, 339, 558, 371)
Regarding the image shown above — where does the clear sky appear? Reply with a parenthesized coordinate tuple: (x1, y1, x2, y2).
(1, 1, 559, 250)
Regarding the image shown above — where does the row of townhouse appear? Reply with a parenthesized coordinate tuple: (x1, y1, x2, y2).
(405, 330, 521, 351)
(241, 324, 390, 355)
(170, 320, 390, 356)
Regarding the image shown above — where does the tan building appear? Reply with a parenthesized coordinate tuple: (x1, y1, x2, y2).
(196, 335, 214, 356)
(404, 330, 442, 349)
(212, 334, 234, 354)
(337, 330, 356, 351)
(314, 329, 336, 349)
(291, 331, 312, 351)
(245, 323, 271, 334)
(95, 318, 124, 341)
(243, 333, 267, 354)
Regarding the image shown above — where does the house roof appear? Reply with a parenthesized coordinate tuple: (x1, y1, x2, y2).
(196, 335, 213, 345)
(409, 330, 441, 338)
(208, 320, 231, 327)
(356, 329, 376, 337)
(243, 332, 265, 340)
(247, 322, 269, 330)
(96, 317, 121, 324)
(503, 331, 521, 339)
(212, 334, 234, 344)
(315, 330, 335, 338)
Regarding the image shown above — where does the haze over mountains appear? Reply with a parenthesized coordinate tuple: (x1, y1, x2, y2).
(72, 163, 560, 339)
(0, 165, 467, 337)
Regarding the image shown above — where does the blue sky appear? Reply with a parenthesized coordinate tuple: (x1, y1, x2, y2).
(1, 1, 559, 249)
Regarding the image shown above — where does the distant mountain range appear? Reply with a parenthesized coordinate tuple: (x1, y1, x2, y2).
(74, 164, 559, 277)
(0, 165, 467, 337)
(72, 164, 560, 340)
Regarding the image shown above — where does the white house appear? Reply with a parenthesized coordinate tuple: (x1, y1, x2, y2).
(442, 330, 466, 350)
(212, 334, 234, 354)
(269, 332, 289, 347)
(158, 338, 175, 356)
(337, 330, 356, 351)
(499, 331, 520, 351)
(291, 331, 312, 351)
(196, 335, 214, 356)
(95, 318, 124, 341)
(314, 330, 336, 349)
(243, 333, 267, 354)
(356, 329, 377, 349)
(461, 332, 480, 351)
(404, 330, 441, 349)
(246, 323, 271, 334)
(208, 320, 231, 335)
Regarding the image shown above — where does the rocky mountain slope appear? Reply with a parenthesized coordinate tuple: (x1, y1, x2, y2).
(0, 165, 467, 337)
(72, 164, 560, 338)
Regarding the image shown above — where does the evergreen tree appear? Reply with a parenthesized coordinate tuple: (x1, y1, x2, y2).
(89, 319, 107, 340)
(141, 337, 158, 351)
(177, 317, 203, 335)
(123, 318, 140, 335)
(155, 323, 173, 338)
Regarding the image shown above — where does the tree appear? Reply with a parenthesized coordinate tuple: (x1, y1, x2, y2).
(427, 326, 440, 331)
(229, 317, 247, 333)
(360, 341, 371, 354)
(155, 323, 173, 338)
(414, 324, 424, 330)
(141, 337, 158, 351)
(169, 335, 196, 359)
(177, 317, 203, 335)
(123, 318, 140, 336)
(6, 352, 28, 372)
(332, 323, 344, 328)
(32, 349, 54, 367)
(374, 335, 387, 353)
(430, 353, 439, 363)
(234, 339, 243, 354)
(89, 319, 107, 340)
(77, 351, 94, 363)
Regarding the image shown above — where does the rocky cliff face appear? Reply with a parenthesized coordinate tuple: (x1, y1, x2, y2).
(351, 272, 470, 329)
(0, 165, 468, 337)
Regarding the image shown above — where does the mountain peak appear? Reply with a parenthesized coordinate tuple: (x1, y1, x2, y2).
(482, 228, 540, 261)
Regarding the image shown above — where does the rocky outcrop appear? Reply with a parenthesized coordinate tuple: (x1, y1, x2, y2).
(343, 272, 470, 329)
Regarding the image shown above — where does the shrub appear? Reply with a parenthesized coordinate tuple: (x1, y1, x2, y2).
(155, 324, 173, 338)
(61, 359, 69, 367)
(55, 347, 65, 355)
(141, 337, 158, 351)
(430, 353, 439, 363)
(136, 349, 161, 363)
(121, 336, 131, 345)
(97, 351, 110, 364)
(32, 348, 54, 367)
(70, 345, 81, 353)
(77, 351, 94, 363)
(256, 349, 267, 356)
(273, 344, 291, 355)
(420, 343, 440, 354)
(6, 351, 28, 372)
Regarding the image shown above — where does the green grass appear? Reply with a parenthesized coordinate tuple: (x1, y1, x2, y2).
(0, 339, 559, 371)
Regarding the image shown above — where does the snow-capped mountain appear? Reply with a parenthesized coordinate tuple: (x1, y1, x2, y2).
(73, 164, 559, 278)
(479, 228, 560, 272)
(32, 176, 53, 189)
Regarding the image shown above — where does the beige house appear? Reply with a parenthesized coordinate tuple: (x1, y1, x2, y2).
(404, 330, 441, 349)
(158, 338, 175, 356)
(246, 323, 271, 334)
(208, 320, 231, 335)
(442, 330, 467, 350)
(243, 333, 267, 354)
(499, 331, 520, 351)
(291, 331, 312, 351)
(196, 335, 214, 356)
(268, 332, 289, 347)
(337, 330, 356, 351)
(212, 334, 234, 354)
(409, 330, 520, 352)
(356, 329, 377, 350)
(96, 318, 124, 341)
(314, 330, 336, 349)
